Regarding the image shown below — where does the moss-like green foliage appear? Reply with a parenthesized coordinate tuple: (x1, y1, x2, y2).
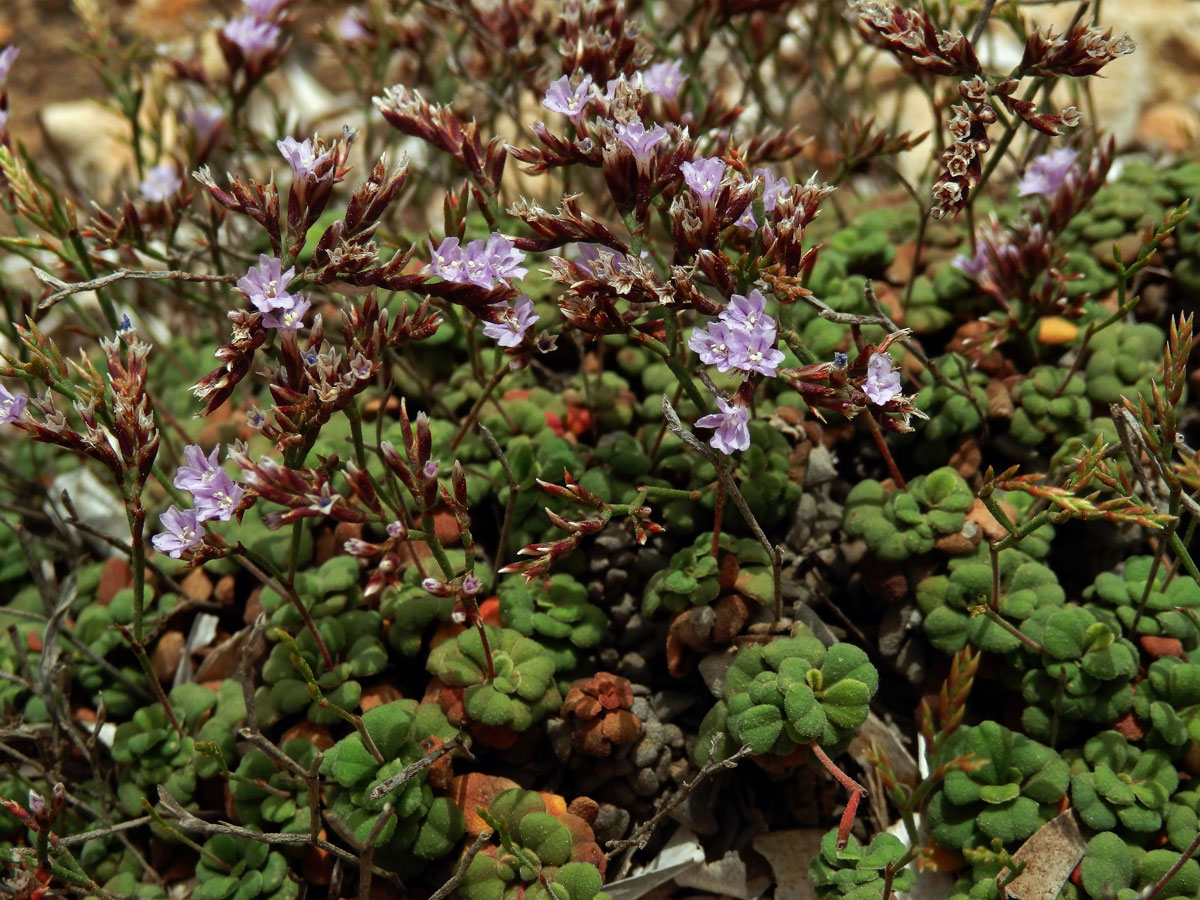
(259, 555, 362, 629)
(1166, 788, 1200, 853)
(918, 546, 1064, 654)
(1086, 322, 1165, 404)
(1066, 731, 1177, 838)
(112, 682, 244, 817)
(698, 629, 878, 762)
(319, 700, 464, 870)
(843, 467, 974, 562)
(1085, 556, 1200, 649)
(500, 573, 606, 672)
(464, 790, 608, 900)
(427, 626, 561, 730)
(809, 828, 915, 900)
(255, 607, 386, 727)
(193, 835, 299, 900)
(1080, 831, 1200, 900)
(1133, 658, 1200, 748)
(912, 354, 988, 445)
(1010, 366, 1089, 446)
(230, 738, 320, 833)
(642, 531, 772, 615)
(1018, 604, 1137, 742)
(70, 576, 175, 718)
(903, 273, 954, 334)
(925, 721, 1069, 851)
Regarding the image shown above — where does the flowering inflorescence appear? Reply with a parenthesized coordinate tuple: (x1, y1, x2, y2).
(428, 232, 528, 291)
(689, 289, 784, 380)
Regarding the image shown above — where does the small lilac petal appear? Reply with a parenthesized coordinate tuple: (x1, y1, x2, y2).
(277, 136, 330, 178)
(151, 506, 204, 558)
(695, 397, 750, 455)
(262, 296, 310, 331)
(238, 255, 297, 312)
(864, 352, 903, 405)
(681, 157, 725, 204)
(0, 46, 19, 86)
(139, 163, 182, 202)
(641, 60, 685, 101)
(0, 384, 28, 424)
(221, 15, 280, 60)
(543, 73, 593, 121)
(1017, 147, 1078, 198)
(482, 295, 539, 347)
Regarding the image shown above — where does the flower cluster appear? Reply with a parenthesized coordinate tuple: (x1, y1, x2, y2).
(428, 233, 528, 290)
(152, 444, 246, 558)
(688, 289, 785, 377)
(237, 255, 309, 331)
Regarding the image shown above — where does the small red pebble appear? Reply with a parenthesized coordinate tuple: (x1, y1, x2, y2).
(565, 404, 592, 436)
(544, 410, 565, 437)
(1139, 634, 1185, 658)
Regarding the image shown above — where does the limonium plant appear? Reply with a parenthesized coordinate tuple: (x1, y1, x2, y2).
(3, 1, 1200, 900)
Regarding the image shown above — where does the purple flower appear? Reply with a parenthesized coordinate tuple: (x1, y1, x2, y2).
(193, 470, 244, 522)
(238, 255, 298, 313)
(187, 104, 225, 141)
(0, 384, 28, 424)
(615, 120, 668, 168)
(482, 295, 539, 347)
(262, 296, 310, 331)
(755, 167, 791, 213)
(483, 232, 528, 283)
(951, 245, 989, 281)
(139, 163, 182, 202)
(864, 352, 902, 405)
(641, 60, 685, 101)
(1017, 147, 1078, 198)
(723, 289, 773, 336)
(682, 157, 725, 205)
(174, 444, 223, 495)
(695, 397, 751, 455)
(429, 237, 465, 282)
(735, 205, 757, 231)
(221, 15, 281, 60)
(0, 110, 7, 136)
(543, 74, 594, 121)
(151, 506, 204, 558)
(277, 136, 330, 178)
(336, 9, 371, 42)
(688, 320, 743, 373)
(0, 46, 18, 86)
(736, 331, 786, 377)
